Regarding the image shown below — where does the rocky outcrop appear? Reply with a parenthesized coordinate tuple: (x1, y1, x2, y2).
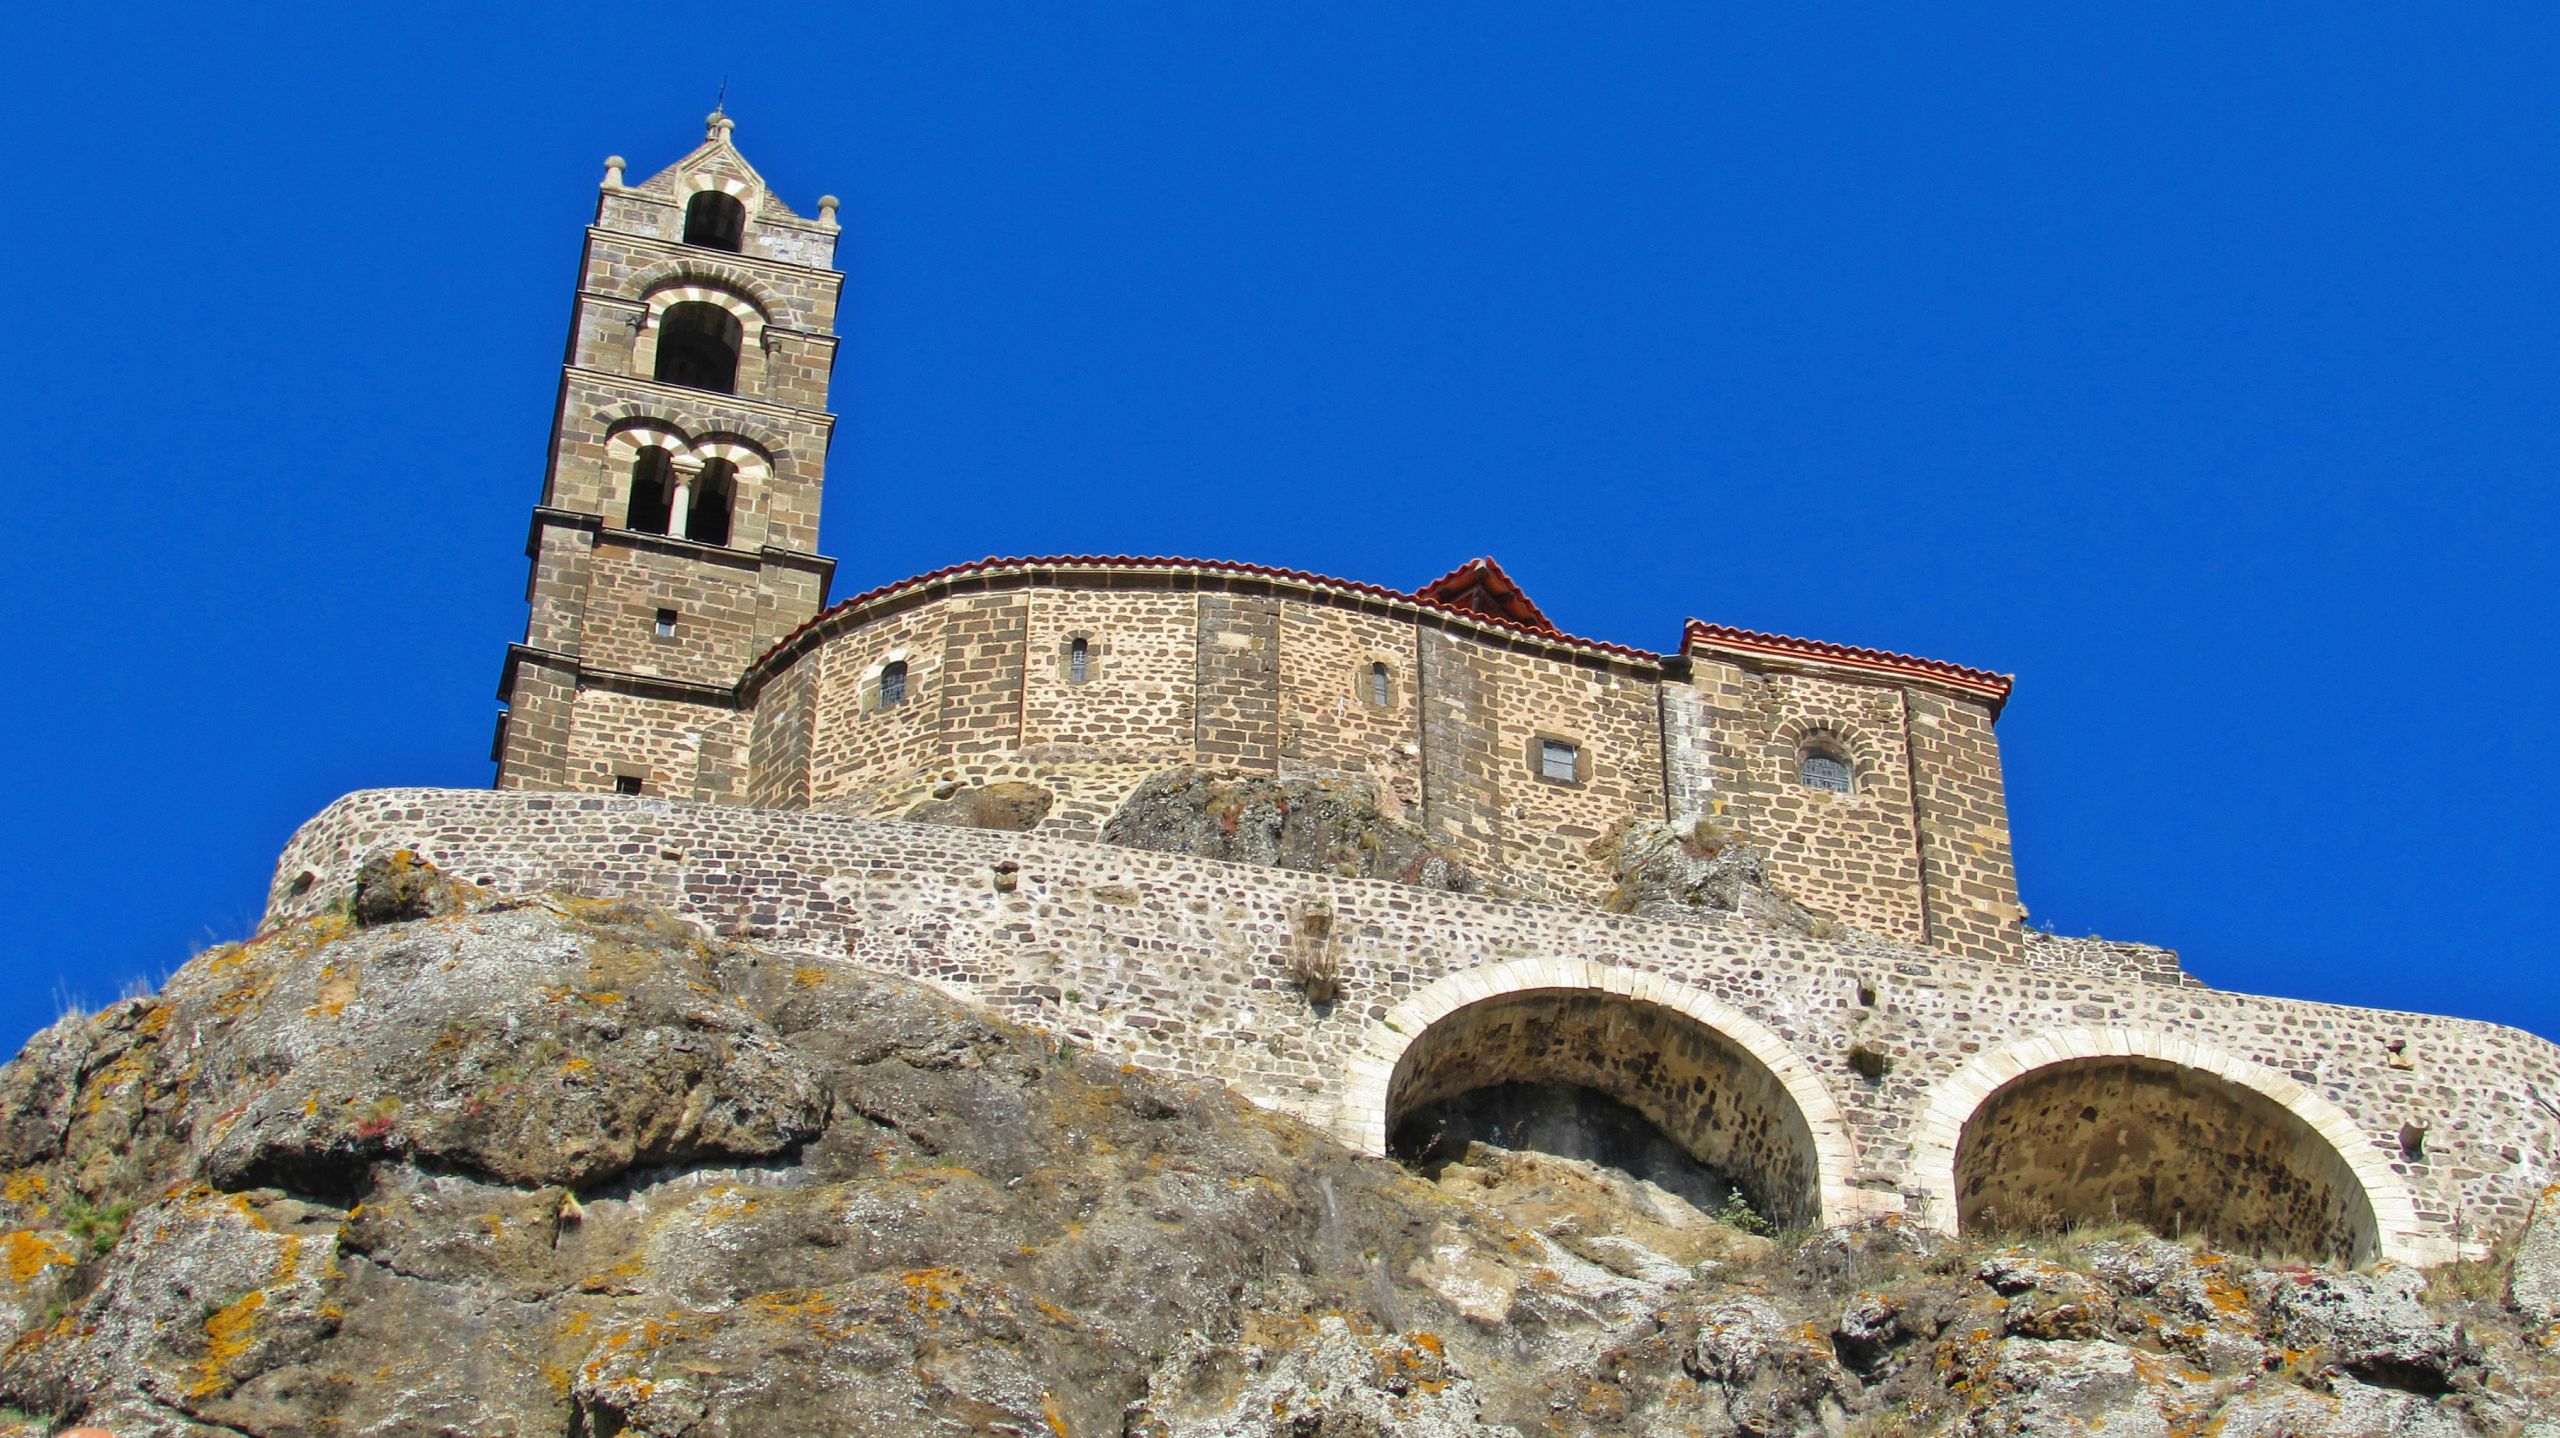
(2510, 1184, 2560, 1327)
(1103, 769, 1474, 891)
(900, 779, 1056, 832)
(1601, 818, 1836, 935)
(1, 862, 2555, 1436)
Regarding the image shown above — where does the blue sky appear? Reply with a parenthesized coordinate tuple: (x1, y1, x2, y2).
(2, 4, 2553, 1048)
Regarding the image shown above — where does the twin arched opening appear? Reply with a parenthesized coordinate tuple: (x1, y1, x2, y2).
(610, 426, 764, 548)
(1347, 972, 2424, 1264)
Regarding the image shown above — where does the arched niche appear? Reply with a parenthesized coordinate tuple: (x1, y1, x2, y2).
(684, 190, 747, 251)
(1910, 1029, 2429, 1266)
(1341, 961, 1855, 1229)
(655, 300, 744, 393)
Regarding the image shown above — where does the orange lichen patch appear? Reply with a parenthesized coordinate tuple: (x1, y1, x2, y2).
(188, 1289, 266, 1398)
(2, 1172, 50, 1213)
(2196, 1263, 2254, 1319)
(745, 1288, 850, 1341)
(1041, 1391, 1071, 1436)
(2, 1230, 73, 1284)
(78, 1046, 154, 1119)
(304, 965, 358, 1020)
(700, 1188, 757, 1222)
(578, 1251, 649, 1294)
(2, 1307, 79, 1367)
(135, 1004, 171, 1037)
(791, 966, 828, 989)
(745, 1288, 838, 1320)
(1371, 1333, 1456, 1397)
(898, 1267, 963, 1312)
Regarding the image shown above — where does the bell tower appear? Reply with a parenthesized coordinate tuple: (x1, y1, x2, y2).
(494, 112, 843, 799)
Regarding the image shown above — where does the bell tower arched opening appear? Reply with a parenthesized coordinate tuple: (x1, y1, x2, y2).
(654, 301, 743, 393)
(624, 447, 674, 533)
(1383, 987, 1827, 1228)
(1954, 1056, 2381, 1264)
(685, 458, 736, 546)
(683, 190, 747, 251)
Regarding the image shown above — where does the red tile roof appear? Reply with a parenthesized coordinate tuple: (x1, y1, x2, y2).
(744, 554, 2012, 713)
(1412, 557, 1560, 634)
(747, 554, 1664, 676)
(1681, 619, 2015, 710)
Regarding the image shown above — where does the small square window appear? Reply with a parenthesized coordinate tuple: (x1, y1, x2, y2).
(1539, 739, 1579, 783)
(613, 774, 644, 795)
(653, 609, 679, 638)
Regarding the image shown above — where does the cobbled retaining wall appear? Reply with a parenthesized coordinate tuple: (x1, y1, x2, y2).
(266, 788, 2560, 1266)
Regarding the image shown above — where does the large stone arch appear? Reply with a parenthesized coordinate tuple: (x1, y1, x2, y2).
(1338, 960, 1859, 1227)
(1908, 1028, 2434, 1265)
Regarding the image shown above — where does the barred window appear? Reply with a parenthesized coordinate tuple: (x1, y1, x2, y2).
(1368, 662, 1391, 707)
(878, 661, 907, 710)
(1540, 739, 1579, 783)
(1069, 637, 1090, 685)
(1799, 751, 1852, 793)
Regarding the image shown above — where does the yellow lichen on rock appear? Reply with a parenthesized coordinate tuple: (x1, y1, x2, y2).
(0, 1231, 71, 1285)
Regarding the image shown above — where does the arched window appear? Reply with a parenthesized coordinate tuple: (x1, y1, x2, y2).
(1368, 661, 1391, 707)
(683, 191, 747, 251)
(685, 459, 735, 547)
(654, 301, 743, 393)
(877, 660, 908, 710)
(1068, 636, 1090, 685)
(624, 448, 674, 533)
(1799, 749, 1853, 793)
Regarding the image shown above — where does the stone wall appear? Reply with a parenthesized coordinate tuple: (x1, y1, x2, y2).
(266, 789, 2560, 1264)
(738, 572, 2009, 944)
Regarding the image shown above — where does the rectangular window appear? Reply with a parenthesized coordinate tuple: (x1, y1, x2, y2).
(1540, 739, 1579, 783)
(878, 661, 907, 709)
(613, 775, 644, 795)
(653, 608, 679, 638)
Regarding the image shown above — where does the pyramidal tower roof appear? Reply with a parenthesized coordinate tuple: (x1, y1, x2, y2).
(622, 110, 809, 222)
